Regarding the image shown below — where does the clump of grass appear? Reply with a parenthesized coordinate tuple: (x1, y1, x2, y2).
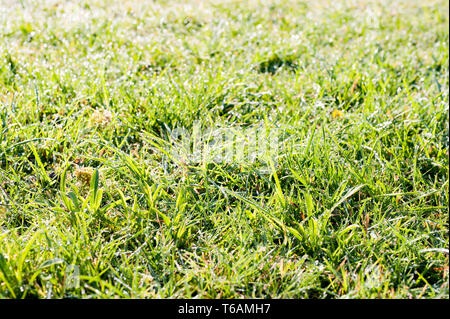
(89, 109, 113, 128)
(257, 53, 298, 74)
(73, 166, 95, 186)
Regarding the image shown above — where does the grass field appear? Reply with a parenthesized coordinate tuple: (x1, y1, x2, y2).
(0, 0, 448, 298)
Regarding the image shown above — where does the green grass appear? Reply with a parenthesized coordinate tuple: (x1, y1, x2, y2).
(0, 0, 448, 298)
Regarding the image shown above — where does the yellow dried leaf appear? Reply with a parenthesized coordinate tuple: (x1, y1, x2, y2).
(332, 109, 344, 119)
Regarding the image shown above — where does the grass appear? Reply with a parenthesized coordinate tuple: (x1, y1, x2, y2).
(0, 0, 448, 299)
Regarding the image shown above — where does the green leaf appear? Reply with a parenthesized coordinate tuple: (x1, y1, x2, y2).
(90, 168, 99, 205)
(305, 192, 314, 217)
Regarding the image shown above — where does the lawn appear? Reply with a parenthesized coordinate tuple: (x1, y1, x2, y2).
(0, 0, 448, 298)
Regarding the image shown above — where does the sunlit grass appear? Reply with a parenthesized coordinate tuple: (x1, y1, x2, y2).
(0, 0, 448, 298)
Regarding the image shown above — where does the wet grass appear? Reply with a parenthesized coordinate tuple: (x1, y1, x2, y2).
(0, 0, 448, 298)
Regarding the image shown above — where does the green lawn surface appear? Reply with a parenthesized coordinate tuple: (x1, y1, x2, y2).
(0, 0, 448, 298)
